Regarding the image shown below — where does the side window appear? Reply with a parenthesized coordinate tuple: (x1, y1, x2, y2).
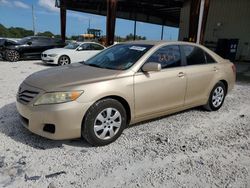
(39, 38, 51, 45)
(30, 38, 40, 45)
(91, 44, 104, 50)
(79, 43, 91, 50)
(146, 45, 181, 69)
(205, 52, 216, 64)
(183, 45, 206, 65)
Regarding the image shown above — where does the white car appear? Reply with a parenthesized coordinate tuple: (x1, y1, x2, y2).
(41, 42, 105, 65)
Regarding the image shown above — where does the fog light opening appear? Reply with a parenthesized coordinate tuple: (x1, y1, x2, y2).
(43, 124, 55, 134)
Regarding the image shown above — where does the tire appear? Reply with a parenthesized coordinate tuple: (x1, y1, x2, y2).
(6, 50, 20, 62)
(82, 98, 127, 146)
(58, 55, 70, 66)
(204, 81, 226, 111)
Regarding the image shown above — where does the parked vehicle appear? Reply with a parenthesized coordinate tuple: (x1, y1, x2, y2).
(1, 36, 65, 62)
(16, 41, 236, 146)
(0, 38, 17, 60)
(41, 42, 105, 65)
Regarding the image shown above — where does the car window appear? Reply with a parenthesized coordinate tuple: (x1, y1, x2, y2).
(30, 38, 41, 45)
(146, 45, 181, 69)
(84, 44, 153, 70)
(183, 45, 206, 65)
(91, 43, 104, 50)
(64, 42, 79, 49)
(37, 38, 51, 44)
(205, 52, 216, 64)
(79, 43, 91, 50)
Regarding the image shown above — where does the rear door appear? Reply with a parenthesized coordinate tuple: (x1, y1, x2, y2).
(134, 45, 187, 119)
(181, 45, 218, 105)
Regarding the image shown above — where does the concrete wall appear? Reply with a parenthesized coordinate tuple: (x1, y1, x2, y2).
(179, 0, 250, 61)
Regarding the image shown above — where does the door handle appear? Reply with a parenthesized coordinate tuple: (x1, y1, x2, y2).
(213, 66, 219, 72)
(178, 72, 185, 78)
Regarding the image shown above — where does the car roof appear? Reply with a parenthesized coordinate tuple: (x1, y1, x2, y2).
(123, 40, 225, 62)
(123, 40, 207, 47)
(76, 41, 103, 45)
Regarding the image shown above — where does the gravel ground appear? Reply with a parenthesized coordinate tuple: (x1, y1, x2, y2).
(0, 60, 249, 188)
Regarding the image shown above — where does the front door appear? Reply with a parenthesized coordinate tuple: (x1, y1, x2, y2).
(134, 45, 187, 119)
(75, 43, 96, 62)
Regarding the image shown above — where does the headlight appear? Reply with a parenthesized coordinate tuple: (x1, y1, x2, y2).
(48, 54, 58, 57)
(34, 91, 83, 105)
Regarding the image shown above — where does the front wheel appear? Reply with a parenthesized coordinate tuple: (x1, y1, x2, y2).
(6, 50, 20, 62)
(204, 81, 226, 111)
(82, 98, 127, 146)
(58, 55, 70, 66)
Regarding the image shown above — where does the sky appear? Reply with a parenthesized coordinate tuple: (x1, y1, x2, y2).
(0, 0, 179, 40)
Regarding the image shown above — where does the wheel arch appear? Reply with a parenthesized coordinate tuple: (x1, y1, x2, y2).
(82, 95, 132, 130)
(97, 95, 131, 125)
(219, 79, 228, 95)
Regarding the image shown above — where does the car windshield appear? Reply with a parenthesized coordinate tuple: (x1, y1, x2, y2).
(17, 37, 32, 44)
(83, 44, 153, 70)
(64, 42, 79, 49)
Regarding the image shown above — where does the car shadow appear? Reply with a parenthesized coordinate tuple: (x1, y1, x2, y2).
(33, 62, 58, 67)
(0, 102, 91, 150)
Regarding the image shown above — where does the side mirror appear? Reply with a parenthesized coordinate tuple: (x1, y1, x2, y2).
(77, 47, 83, 51)
(27, 41, 32, 45)
(142, 62, 161, 72)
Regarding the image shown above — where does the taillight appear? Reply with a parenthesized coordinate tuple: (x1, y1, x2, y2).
(232, 64, 236, 75)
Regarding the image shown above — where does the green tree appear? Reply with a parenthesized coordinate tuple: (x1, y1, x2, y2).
(36, 31, 54, 37)
(125, 33, 146, 41)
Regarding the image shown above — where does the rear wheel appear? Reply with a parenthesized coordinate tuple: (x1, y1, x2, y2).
(6, 50, 20, 62)
(58, 55, 70, 66)
(204, 81, 226, 111)
(82, 98, 127, 146)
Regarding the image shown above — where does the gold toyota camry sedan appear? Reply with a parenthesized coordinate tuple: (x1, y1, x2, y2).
(16, 41, 236, 146)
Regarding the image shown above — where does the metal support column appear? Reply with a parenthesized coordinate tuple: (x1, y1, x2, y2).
(161, 25, 164, 40)
(188, 0, 200, 42)
(133, 20, 137, 40)
(196, 0, 205, 43)
(106, 0, 117, 46)
(60, 7, 66, 42)
(200, 0, 211, 44)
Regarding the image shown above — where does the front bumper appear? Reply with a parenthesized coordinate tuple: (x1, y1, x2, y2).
(16, 100, 92, 140)
(41, 55, 57, 64)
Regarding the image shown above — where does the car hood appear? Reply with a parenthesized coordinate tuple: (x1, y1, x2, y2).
(24, 63, 121, 91)
(43, 48, 74, 54)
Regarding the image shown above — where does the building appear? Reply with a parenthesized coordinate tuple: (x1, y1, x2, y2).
(179, 0, 250, 61)
(57, 0, 250, 61)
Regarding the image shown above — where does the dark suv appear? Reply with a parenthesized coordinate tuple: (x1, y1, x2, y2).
(1, 36, 65, 62)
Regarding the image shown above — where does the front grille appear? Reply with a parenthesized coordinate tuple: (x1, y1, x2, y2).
(42, 54, 47, 57)
(17, 87, 39, 104)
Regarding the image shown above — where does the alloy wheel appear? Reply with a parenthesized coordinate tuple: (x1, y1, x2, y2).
(212, 86, 224, 108)
(59, 56, 70, 65)
(94, 108, 122, 140)
(7, 50, 20, 62)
